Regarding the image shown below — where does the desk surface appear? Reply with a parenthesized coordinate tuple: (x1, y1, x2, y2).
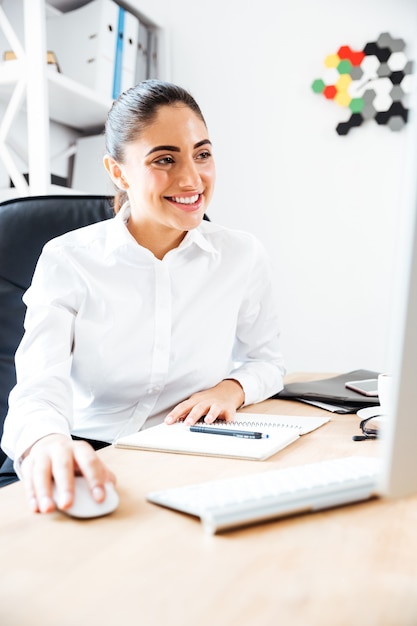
(1, 374, 417, 626)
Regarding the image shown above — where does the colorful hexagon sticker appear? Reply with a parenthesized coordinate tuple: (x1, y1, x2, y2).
(311, 32, 414, 134)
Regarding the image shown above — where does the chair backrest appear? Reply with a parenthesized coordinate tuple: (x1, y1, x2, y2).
(0, 195, 114, 465)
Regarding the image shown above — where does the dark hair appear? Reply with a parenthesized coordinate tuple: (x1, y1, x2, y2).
(105, 80, 206, 211)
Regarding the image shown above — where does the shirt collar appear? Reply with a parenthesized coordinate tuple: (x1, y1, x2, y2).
(178, 224, 218, 255)
(103, 201, 137, 259)
(106, 202, 218, 258)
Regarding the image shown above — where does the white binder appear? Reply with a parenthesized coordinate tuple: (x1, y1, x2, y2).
(72, 134, 115, 196)
(147, 28, 158, 79)
(47, 0, 120, 100)
(135, 19, 149, 84)
(120, 9, 139, 94)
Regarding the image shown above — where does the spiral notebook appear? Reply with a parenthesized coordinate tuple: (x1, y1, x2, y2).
(114, 414, 330, 461)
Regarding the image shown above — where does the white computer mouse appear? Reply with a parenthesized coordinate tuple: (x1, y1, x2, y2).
(54, 476, 119, 519)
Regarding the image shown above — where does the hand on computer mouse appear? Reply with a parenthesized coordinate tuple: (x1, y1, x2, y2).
(54, 476, 119, 519)
(21, 434, 117, 515)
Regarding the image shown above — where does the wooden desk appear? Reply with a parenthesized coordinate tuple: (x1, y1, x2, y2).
(1, 380, 417, 626)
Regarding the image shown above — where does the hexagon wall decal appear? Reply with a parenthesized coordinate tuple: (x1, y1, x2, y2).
(311, 33, 414, 135)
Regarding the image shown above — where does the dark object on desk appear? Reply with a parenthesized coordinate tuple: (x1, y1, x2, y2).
(190, 425, 267, 439)
(352, 415, 381, 441)
(273, 369, 381, 414)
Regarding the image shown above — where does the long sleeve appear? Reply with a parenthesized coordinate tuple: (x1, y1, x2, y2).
(2, 245, 80, 463)
(228, 236, 285, 405)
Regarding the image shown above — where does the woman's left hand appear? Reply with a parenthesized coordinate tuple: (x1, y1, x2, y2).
(164, 379, 245, 425)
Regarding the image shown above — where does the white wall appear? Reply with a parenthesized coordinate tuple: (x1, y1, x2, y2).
(130, 0, 417, 375)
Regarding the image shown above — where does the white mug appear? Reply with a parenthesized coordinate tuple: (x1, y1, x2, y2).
(378, 373, 393, 416)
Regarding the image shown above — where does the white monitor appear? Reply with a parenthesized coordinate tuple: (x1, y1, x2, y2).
(380, 85, 417, 499)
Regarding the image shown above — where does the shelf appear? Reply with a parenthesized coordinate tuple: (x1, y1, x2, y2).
(47, 70, 112, 131)
(48, 1, 160, 27)
(0, 61, 112, 131)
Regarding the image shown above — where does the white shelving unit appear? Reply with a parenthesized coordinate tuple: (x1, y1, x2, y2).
(0, 0, 165, 199)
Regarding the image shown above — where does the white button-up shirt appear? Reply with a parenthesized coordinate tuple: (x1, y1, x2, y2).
(2, 203, 285, 463)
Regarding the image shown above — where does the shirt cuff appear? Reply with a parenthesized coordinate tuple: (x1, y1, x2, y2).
(228, 369, 284, 407)
(14, 425, 72, 479)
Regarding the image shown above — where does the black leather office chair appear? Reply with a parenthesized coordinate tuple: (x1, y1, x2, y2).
(0, 194, 115, 479)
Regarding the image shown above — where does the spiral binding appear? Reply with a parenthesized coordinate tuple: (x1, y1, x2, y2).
(178, 417, 304, 430)
(209, 419, 301, 430)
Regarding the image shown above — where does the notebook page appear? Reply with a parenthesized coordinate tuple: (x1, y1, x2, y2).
(114, 414, 329, 461)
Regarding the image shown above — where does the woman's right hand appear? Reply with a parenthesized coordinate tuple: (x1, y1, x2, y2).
(20, 434, 116, 514)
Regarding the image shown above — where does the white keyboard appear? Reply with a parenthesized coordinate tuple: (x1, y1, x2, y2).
(147, 456, 380, 534)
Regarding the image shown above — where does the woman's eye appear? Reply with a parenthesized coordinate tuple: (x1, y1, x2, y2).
(154, 155, 175, 165)
(196, 150, 212, 160)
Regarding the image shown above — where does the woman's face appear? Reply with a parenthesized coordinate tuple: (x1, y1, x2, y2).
(113, 103, 215, 234)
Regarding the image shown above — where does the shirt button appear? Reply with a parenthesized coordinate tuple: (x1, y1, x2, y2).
(147, 386, 161, 395)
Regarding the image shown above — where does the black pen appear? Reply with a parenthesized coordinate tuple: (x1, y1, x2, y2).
(189, 425, 269, 439)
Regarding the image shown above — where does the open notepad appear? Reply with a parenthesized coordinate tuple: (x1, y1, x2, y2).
(114, 414, 330, 461)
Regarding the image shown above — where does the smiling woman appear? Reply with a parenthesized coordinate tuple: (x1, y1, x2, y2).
(1, 79, 285, 515)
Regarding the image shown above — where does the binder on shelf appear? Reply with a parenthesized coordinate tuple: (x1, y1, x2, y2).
(120, 9, 139, 95)
(147, 27, 159, 79)
(47, 0, 118, 100)
(47, 0, 138, 101)
(135, 19, 149, 84)
(112, 4, 125, 99)
(71, 134, 115, 196)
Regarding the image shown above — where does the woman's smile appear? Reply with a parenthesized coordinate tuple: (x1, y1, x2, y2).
(164, 192, 203, 212)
